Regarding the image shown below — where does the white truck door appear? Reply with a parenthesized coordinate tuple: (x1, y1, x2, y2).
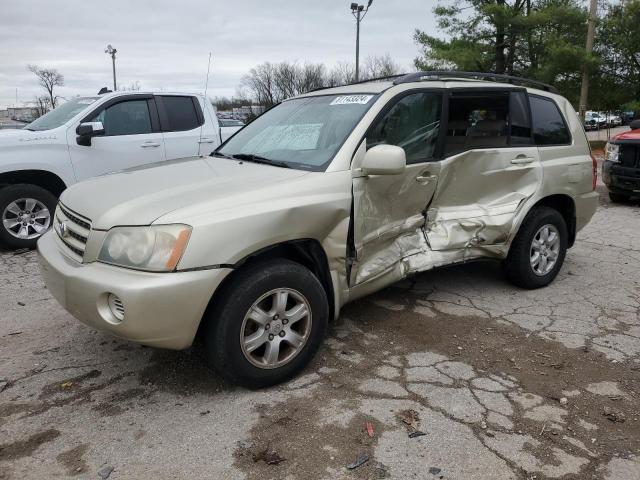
(67, 95, 165, 180)
(156, 95, 218, 159)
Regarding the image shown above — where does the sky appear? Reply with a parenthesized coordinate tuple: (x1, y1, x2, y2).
(0, 0, 438, 109)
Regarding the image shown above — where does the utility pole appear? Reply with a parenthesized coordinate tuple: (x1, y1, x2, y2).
(105, 44, 117, 91)
(350, 1, 373, 82)
(579, 0, 597, 121)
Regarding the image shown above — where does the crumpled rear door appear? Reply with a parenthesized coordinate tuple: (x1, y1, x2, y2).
(425, 146, 541, 251)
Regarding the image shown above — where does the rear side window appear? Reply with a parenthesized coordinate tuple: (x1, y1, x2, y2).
(530, 96, 571, 145)
(444, 93, 509, 155)
(368, 92, 442, 164)
(160, 96, 202, 132)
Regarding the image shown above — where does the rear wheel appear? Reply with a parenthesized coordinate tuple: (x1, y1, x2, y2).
(609, 192, 630, 203)
(504, 206, 568, 289)
(0, 184, 57, 249)
(203, 259, 328, 388)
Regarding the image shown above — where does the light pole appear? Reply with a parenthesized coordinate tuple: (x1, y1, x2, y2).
(105, 44, 117, 91)
(350, 1, 373, 82)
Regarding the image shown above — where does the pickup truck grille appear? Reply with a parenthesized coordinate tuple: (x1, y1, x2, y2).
(54, 204, 92, 262)
(620, 144, 640, 168)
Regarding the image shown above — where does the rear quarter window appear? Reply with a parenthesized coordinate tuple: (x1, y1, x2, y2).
(530, 96, 571, 146)
(160, 96, 202, 132)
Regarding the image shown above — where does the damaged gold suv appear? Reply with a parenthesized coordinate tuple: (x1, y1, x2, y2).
(38, 72, 599, 387)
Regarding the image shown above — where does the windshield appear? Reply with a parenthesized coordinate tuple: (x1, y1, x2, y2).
(217, 94, 377, 171)
(25, 97, 100, 131)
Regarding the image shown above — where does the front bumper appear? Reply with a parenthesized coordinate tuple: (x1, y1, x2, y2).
(602, 160, 640, 195)
(37, 231, 231, 349)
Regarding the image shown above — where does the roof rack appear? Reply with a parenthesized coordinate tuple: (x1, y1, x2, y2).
(393, 71, 559, 94)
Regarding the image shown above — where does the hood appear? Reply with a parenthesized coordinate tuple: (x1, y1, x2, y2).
(60, 156, 309, 229)
(0, 128, 59, 146)
(612, 129, 640, 142)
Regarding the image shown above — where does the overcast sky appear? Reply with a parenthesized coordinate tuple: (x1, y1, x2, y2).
(1, 0, 437, 109)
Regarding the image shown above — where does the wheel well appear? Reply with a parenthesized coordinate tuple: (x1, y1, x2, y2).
(532, 194, 576, 247)
(0, 170, 67, 197)
(195, 239, 335, 342)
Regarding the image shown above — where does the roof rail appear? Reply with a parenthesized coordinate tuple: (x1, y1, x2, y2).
(393, 71, 559, 94)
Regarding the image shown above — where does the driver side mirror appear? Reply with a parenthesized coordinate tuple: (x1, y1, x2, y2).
(630, 119, 640, 131)
(361, 144, 406, 176)
(76, 121, 105, 146)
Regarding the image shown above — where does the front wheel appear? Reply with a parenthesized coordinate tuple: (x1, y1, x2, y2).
(203, 259, 329, 388)
(504, 206, 568, 289)
(0, 184, 57, 249)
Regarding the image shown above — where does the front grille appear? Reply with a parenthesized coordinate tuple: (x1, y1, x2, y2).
(54, 204, 92, 262)
(620, 144, 640, 168)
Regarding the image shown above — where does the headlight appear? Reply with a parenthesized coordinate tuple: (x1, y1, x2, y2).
(98, 225, 191, 272)
(604, 143, 619, 163)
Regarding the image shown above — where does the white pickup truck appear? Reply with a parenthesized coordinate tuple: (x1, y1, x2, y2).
(0, 91, 223, 248)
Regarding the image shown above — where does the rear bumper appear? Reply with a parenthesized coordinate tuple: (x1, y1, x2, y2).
(575, 190, 599, 233)
(602, 160, 640, 194)
(37, 231, 231, 349)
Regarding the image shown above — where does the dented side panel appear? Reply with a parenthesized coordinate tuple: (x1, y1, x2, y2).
(350, 146, 542, 293)
(425, 147, 542, 251)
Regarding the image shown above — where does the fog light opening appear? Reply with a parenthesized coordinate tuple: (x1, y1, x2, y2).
(107, 293, 125, 323)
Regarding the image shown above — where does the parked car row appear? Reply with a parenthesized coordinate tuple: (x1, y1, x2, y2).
(35, 72, 599, 387)
(583, 111, 623, 130)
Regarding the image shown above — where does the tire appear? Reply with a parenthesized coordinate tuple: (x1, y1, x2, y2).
(504, 206, 568, 289)
(0, 184, 57, 249)
(609, 192, 630, 203)
(203, 259, 329, 388)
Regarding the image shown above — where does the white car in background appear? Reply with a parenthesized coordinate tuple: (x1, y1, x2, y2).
(0, 91, 222, 248)
(218, 118, 245, 142)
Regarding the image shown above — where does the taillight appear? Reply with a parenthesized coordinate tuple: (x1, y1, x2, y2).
(591, 153, 597, 190)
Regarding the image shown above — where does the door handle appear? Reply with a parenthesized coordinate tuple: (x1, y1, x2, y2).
(416, 174, 436, 183)
(511, 156, 535, 165)
(141, 141, 161, 148)
(198, 138, 215, 144)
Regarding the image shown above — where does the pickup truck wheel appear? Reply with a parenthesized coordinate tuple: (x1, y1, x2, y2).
(204, 259, 328, 388)
(504, 206, 567, 289)
(0, 184, 57, 249)
(609, 192, 630, 203)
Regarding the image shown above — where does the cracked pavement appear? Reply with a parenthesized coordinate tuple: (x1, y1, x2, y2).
(1, 182, 639, 479)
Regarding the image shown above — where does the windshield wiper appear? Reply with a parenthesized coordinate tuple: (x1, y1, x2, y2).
(229, 153, 291, 169)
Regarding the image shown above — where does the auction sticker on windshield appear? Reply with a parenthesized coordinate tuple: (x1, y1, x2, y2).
(330, 95, 374, 106)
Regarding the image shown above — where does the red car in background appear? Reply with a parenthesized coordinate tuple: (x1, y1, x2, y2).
(602, 120, 640, 202)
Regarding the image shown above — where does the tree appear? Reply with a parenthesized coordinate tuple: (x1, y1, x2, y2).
(33, 96, 52, 117)
(413, 0, 595, 104)
(241, 56, 402, 106)
(27, 64, 64, 108)
(362, 54, 402, 79)
(593, 0, 640, 111)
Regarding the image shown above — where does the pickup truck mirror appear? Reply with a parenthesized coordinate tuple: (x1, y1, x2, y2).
(630, 119, 640, 131)
(76, 122, 105, 146)
(361, 144, 406, 176)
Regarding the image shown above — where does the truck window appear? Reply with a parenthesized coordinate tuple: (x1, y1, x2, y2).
(530, 95, 571, 146)
(368, 92, 442, 164)
(160, 96, 201, 131)
(92, 100, 152, 136)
